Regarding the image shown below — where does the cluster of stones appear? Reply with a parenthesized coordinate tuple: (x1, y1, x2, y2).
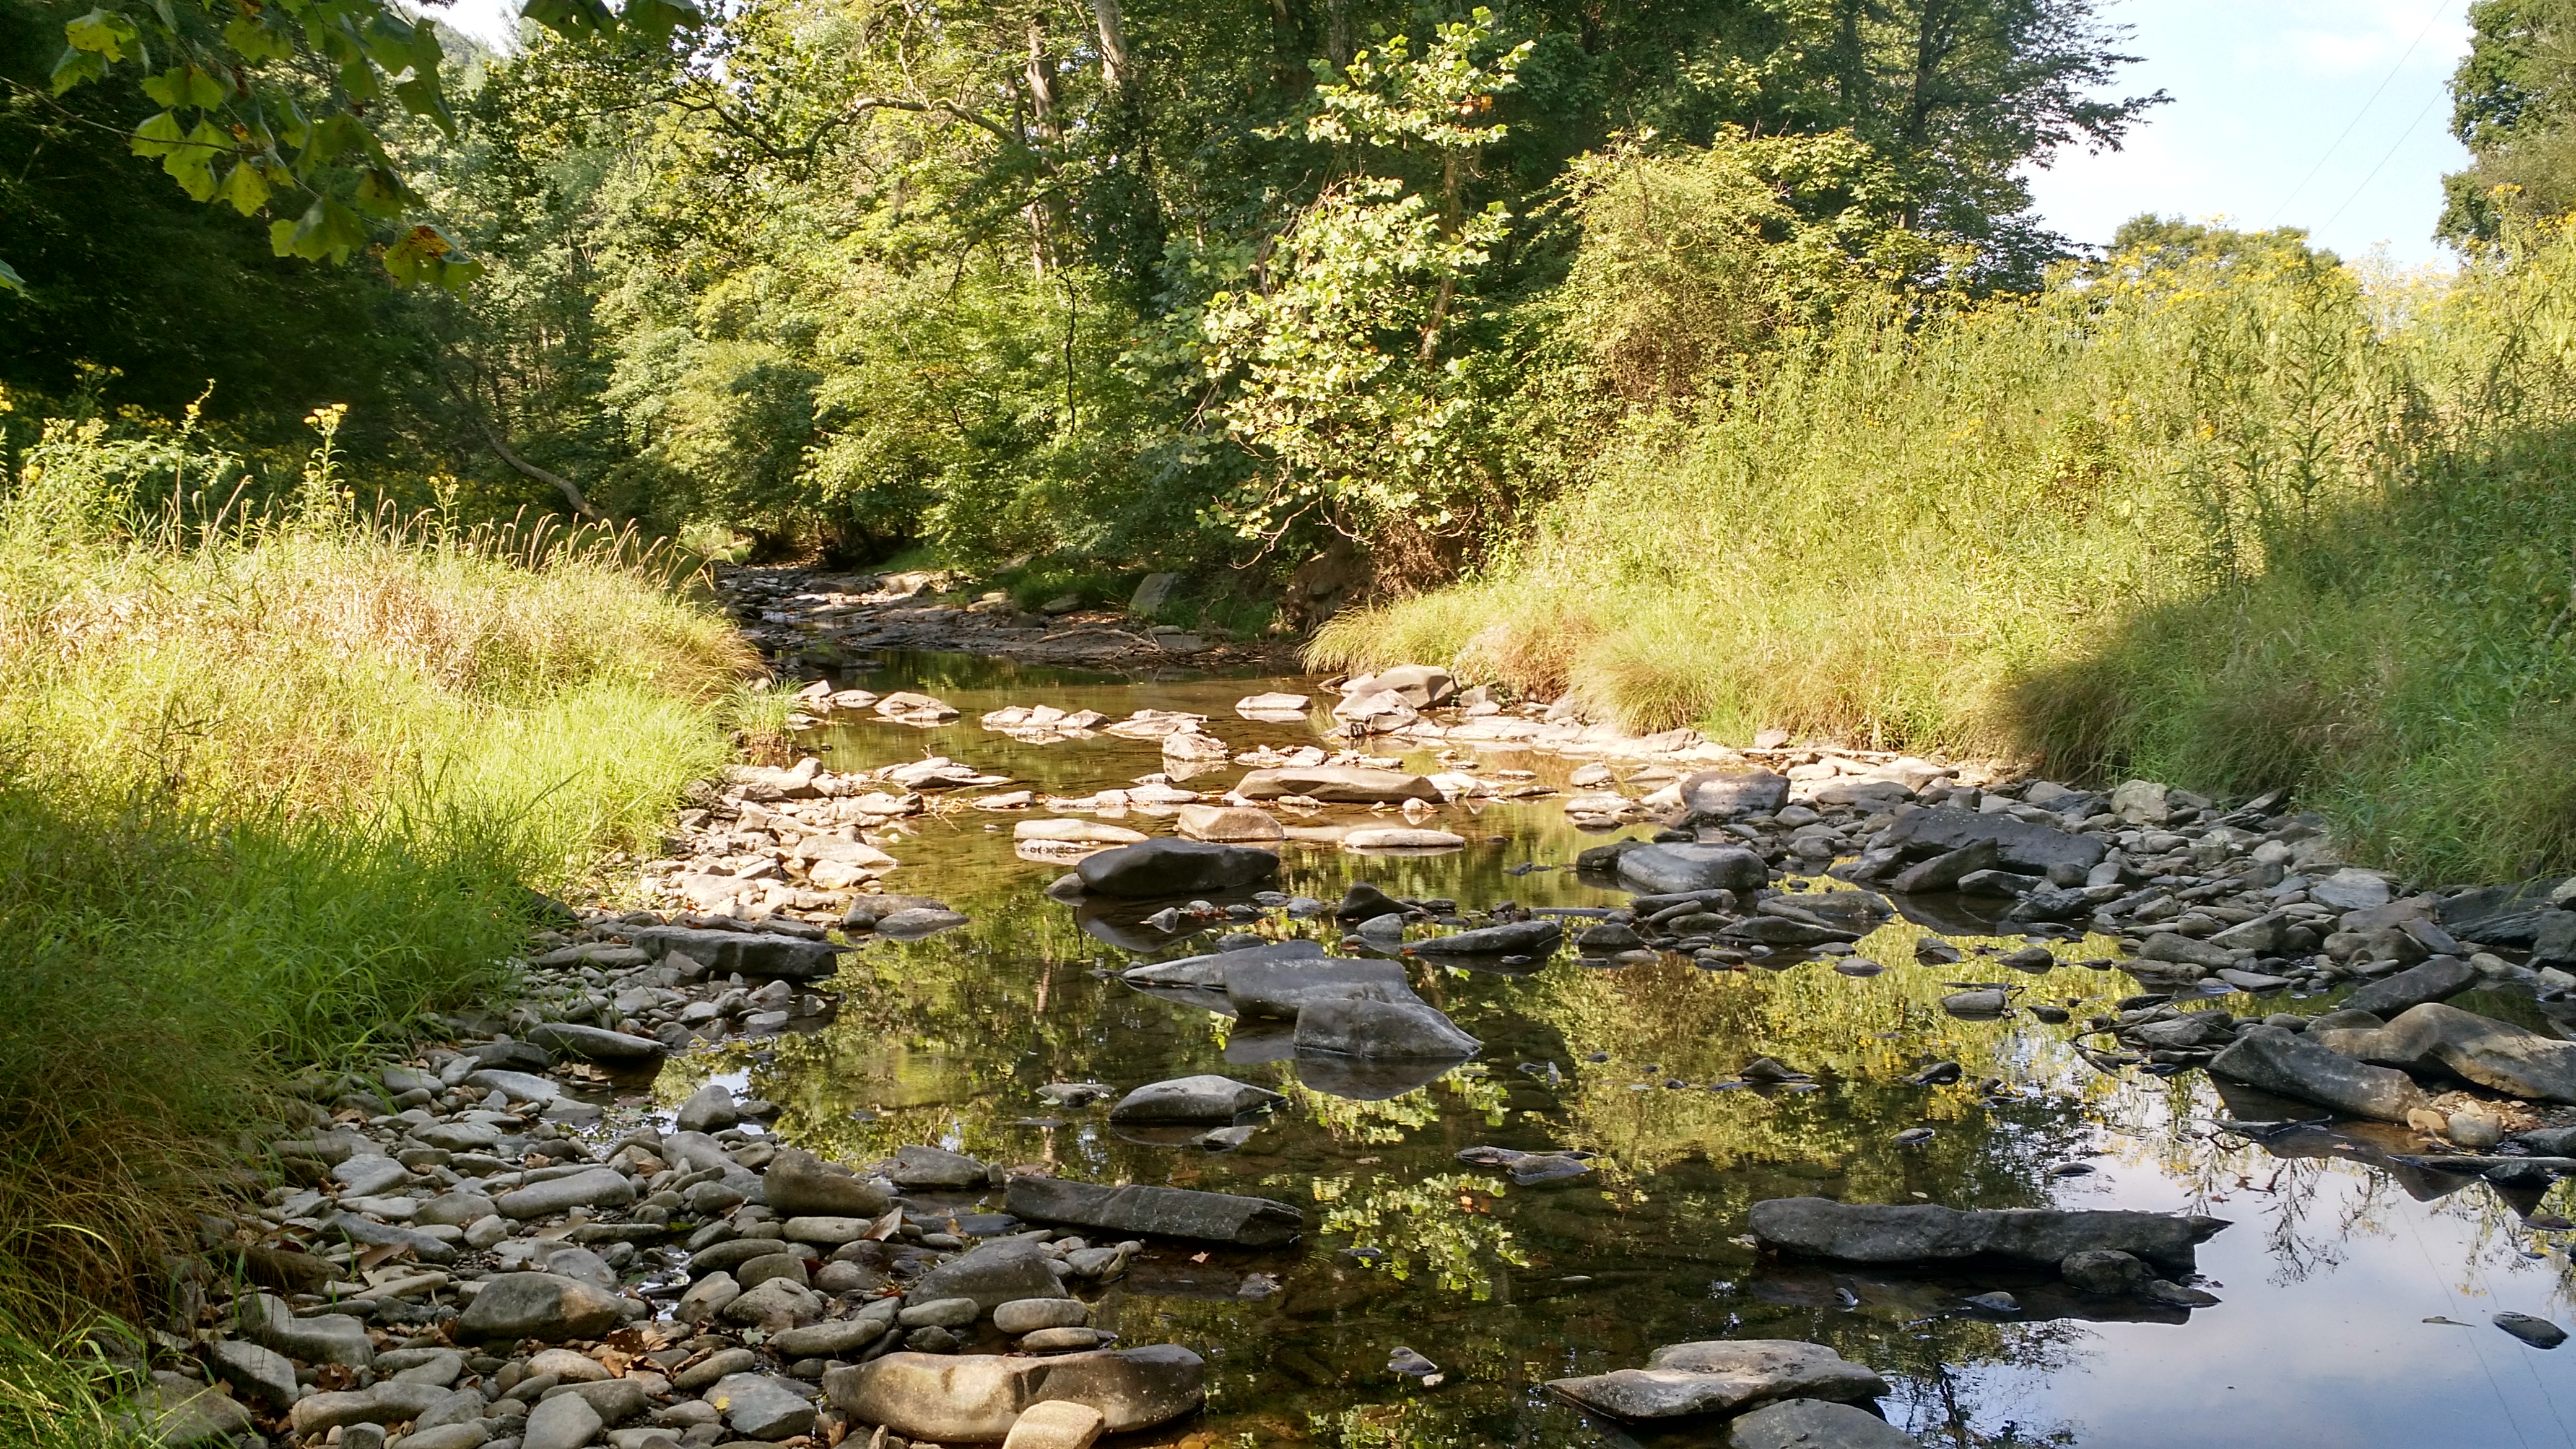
(718, 568, 1287, 671)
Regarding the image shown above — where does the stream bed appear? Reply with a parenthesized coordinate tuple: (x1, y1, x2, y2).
(663, 653, 2576, 1449)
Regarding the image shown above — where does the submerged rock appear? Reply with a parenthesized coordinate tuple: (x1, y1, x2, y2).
(1730, 1398, 1925, 1449)
(1291, 995, 1480, 1060)
(1175, 804, 1286, 842)
(1071, 840, 1279, 897)
(1005, 1177, 1304, 1247)
(1234, 765, 1442, 803)
(2209, 1025, 2432, 1121)
(1107, 1075, 1286, 1122)
(1410, 918, 1564, 956)
(1547, 1340, 1887, 1421)
(1748, 1198, 2227, 1274)
(2342, 956, 2479, 1017)
(1616, 843, 1769, 895)
(828, 1345, 1206, 1443)
(1223, 957, 1412, 1019)
(1873, 807, 2107, 876)
(2312, 1003, 2576, 1103)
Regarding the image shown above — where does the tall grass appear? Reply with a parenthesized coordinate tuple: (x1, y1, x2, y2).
(0, 420, 752, 1415)
(1316, 220, 2576, 882)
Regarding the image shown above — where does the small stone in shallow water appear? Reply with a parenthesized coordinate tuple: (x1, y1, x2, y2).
(2494, 1312, 2567, 1348)
(1964, 1291, 2020, 1313)
(1388, 1347, 1439, 1378)
(1893, 1128, 1934, 1147)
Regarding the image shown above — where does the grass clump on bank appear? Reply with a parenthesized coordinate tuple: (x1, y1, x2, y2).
(1316, 219, 2576, 883)
(0, 414, 752, 1429)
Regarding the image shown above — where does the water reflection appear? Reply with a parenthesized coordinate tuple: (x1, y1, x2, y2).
(661, 655, 2576, 1448)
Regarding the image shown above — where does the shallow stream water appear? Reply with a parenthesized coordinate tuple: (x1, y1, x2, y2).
(663, 654, 2576, 1448)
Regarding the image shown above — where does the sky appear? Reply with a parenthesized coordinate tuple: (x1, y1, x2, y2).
(2024, 0, 2475, 269)
(435, 0, 2479, 269)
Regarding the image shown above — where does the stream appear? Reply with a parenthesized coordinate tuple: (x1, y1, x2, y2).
(661, 652, 2576, 1449)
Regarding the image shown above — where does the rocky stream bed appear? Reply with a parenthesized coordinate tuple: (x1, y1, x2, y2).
(116, 568, 2576, 1449)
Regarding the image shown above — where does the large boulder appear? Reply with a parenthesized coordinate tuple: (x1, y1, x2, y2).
(1292, 996, 1479, 1060)
(496, 1168, 635, 1220)
(455, 1272, 625, 1342)
(1071, 840, 1279, 897)
(235, 1294, 373, 1368)
(628, 925, 843, 981)
(764, 1147, 892, 1217)
(1677, 770, 1791, 819)
(1748, 1198, 2226, 1274)
(2208, 1025, 2432, 1122)
(1871, 807, 2107, 876)
(1232, 767, 1442, 804)
(1616, 843, 1770, 896)
(2313, 1003, 2576, 1103)
(827, 1346, 1205, 1443)
(1409, 918, 1564, 957)
(1005, 1177, 1304, 1247)
(1223, 957, 1414, 1020)
(887, 1144, 990, 1189)
(1107, 1075, 1285, 1122)
(2343, 955, 2479, 1017)
(1547, 1341, 1887, 1421)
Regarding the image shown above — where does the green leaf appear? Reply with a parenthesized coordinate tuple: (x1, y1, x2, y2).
(63, 8, 138, 61)
(521, 0, 613, 40)
(381, 222, 478, 290)
(294, 111, 365, 172)
(0, 258, 25, 295)
(276, 195, 367, 264)
(163, 118, 227, 201)
(213, 160, 271, 215)
(224, 13, 293, 63)
(128, 108, 186, 157)
(141, 63, 226, 111)
(621, 0, 699, 43)
(351, 165, 417, 218)
(49, 46, 107, 95)
(393, 74, 452, 133)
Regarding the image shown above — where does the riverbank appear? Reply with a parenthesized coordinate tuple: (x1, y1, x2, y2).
(1312, 221, 2576, 886)
(0, 507, 747, 1445)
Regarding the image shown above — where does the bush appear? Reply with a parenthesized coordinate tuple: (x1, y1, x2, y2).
(1317, 218, 2576, 882)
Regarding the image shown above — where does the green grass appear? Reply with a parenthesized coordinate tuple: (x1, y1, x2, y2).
(1316, 220, 2576, 883)
(0, 437, 752, 1420)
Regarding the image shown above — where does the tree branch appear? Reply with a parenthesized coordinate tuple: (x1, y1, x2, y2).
(474, 414, 599, 520)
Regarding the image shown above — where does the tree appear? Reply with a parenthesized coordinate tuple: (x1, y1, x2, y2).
(2441, 0, 2576, 242)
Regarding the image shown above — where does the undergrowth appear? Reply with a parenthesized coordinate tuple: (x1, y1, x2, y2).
(0, 420, 751, 1432)
(1316, 219, 2576, 882)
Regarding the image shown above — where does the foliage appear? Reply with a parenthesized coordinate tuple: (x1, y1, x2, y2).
(0, 413, 747, 1347)
(2442, 0, 2576, 241)
(1315, 216, 2576, 882)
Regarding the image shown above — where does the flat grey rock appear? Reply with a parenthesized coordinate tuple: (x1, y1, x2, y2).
(764, 1146, 890, 1216)
(1291, 995, 1480, 1060)
(1548, 1341, 1887, 1421)
(1410, 918, 1564, 955)
(1071, 839, 1279, 897)
(2344, 955, 2479, 1016)
(1874, 806, 2106, 876)
(1749, 1198, 2227, 1274)
(1232, 766, 1442, 803)
(455, 1272, 625, 1342)
(1617, 843, 1770, 895)
(1006, 1176, 1304, 1247)
(907, 1238, 1071, 1310)
(2313, 1003, 2576, 1103)
(825, 1345, 1205, 1442)
(1108, 1075, 1284, 1123)
(630, 924, 845, 980)
(1223, 957, 1412, 1019)
(524, 1021, 667, 1066)
(707, 1372, 819, 1439)
(497, 1167, 635, 1220)
(2211, 1025, 2432, 1121)
(1731, 1398, 1925, 1448)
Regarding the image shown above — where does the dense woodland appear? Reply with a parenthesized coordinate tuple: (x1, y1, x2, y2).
(4, 0, 2178, 599)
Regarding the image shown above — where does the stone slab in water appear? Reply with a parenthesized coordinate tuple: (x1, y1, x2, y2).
(1232, 765, 1442, 803)
(1071, 840, 1279, 897)
(629, 925, 844, 980)
(1616, 843, 1769, 895)
(1749, 1197, 2227, 1274)
(1730, 1398, 1925, 1448)
(1874, 806, 2107, 876)
(1290, 994, 1479, 1059)
(1222, 957, 1412, 1020)
(1678, 769, 1791, 819)
(523, 1021, 666, 1068)
(1126, 938, 1322, 988)
(2343, 955, 2479, 1016)
(1006, 1177, 1304, 1247)
(2210, 1025, 2432, 1121)
(1547, 1339, 1888, 1421)
(829, 1345, 1205, 1443)
(1409, 918, 1562, 955)
(2313, 1003, 2576, 1103)
(1107, 1074, 1286, 1121)
(908, 1240, 1073, 1309)
(764, 1147, 891, 1217)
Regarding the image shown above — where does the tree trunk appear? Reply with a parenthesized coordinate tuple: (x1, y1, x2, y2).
(1089, 0, 1132, 94)
(475, 414, 599, 520)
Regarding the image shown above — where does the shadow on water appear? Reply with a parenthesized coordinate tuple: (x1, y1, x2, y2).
(668, 655, 2576, 1449)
